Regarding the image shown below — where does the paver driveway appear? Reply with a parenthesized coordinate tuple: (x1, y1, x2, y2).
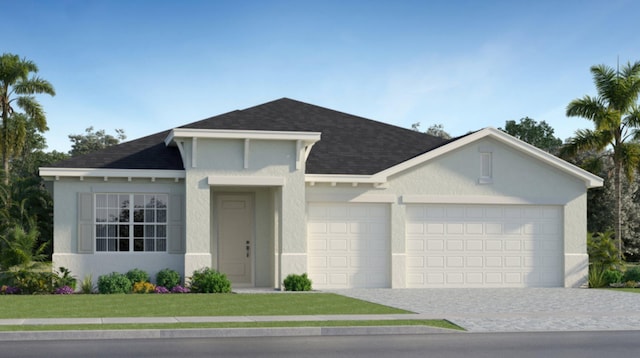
(331, 288, 640, 332)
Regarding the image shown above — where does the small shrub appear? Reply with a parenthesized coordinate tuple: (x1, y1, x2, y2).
(587, 231, 623, 270)
(283, 273, 312, 291)
(625, 280, 638, 288)
(8, 270, 57, 294)
(97, 272, 132, 294)
(80, 274, 94, 294)
(623, 266, 640, 282)
(0, 285, 20, 294)
(133, 281, 156, 294)
(156, 268, 181, 288)
(155, 286, 170, 294)
(171, 285, 190, 293)
(588, 264, 607, 288)
(54, 286, 74, 295)
(603, 269, 624, 285)
(54, 267, 77, 290)
(189, 268, 231, 293)
(125, 269, 150, 284)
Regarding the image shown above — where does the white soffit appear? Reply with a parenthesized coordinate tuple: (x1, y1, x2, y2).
(38, 168, 185, 180)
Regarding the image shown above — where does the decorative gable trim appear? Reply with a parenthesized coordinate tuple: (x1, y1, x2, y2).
(165, 128, 321, 171)
(165, 128, 321, 145)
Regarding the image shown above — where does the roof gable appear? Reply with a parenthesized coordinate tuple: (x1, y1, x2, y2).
(44, 98, 448, 175)
(179, 98, 449, 175)
(376, 127, 603, 188)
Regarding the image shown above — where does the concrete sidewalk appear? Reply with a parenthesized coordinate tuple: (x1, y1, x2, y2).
(0, 314, 457, 341)
(0, 313, 442, 326)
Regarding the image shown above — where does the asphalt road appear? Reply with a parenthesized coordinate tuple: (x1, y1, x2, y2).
(3, 331, 640, 358)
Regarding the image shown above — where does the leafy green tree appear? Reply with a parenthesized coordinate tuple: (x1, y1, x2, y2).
(0, 53, 55, 184)
(500, 117, 562, 152)
(561, 61, 640, 258)
(0, 222, 47, 270)
(68, 127, 126, 156)
(411, 122, 451, 139)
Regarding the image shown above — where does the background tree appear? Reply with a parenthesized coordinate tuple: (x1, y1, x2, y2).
(561, 60, 640, 258)
(0, 53, 55, 184)
(411, 122, 452, 139)
(500, 117, 562, 152)
(68, 127, 126, 156)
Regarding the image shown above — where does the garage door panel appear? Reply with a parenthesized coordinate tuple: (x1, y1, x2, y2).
(406, 204, 563, 288)
(307, 203, 390, 289)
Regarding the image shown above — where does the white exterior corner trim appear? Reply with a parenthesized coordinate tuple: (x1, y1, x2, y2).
(39, 168, 186, 180)
(165, 128, 321, 146)
(207, 175, 286, 187)
(377, 127, 604, 189)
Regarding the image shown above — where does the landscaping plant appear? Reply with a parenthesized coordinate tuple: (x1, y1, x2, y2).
(125, 268, 150, 284)
(54, 267, 77, 290)
(132, 281, 156, 294)
(80, 274, 94, 294)
(623, 266, 640, 282)
(588, 231, 624, 287)
(97, 272, 132, 294)
(156, 268, 180, 288)
(189, 268, 231, 293)
(283, 273, 312, 291)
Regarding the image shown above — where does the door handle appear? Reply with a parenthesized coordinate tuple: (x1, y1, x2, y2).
(246, 241, 250, 258)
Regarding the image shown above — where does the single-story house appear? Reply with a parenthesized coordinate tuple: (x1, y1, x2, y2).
(40, 98, 603, 289)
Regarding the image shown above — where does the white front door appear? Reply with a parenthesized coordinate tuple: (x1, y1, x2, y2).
(218, 194, 254, 286)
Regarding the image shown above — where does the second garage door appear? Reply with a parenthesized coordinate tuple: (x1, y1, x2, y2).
(307, 203, 390, 289)
(406, 204, 563, 288)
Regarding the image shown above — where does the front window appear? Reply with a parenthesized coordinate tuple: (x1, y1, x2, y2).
(95, 194, 167, 252)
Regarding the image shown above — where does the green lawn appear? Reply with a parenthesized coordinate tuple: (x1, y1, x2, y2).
(0, 293, 411, 318)
(605, 288, 640, 293)
(0, 320, 463, 332)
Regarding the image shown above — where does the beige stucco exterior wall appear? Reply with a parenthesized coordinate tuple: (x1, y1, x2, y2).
(182, 137, 307, 288)
(50, 178, 185, 285)
(306, 138, 590, 287)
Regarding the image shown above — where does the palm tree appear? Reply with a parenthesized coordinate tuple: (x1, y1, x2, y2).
(0, 53, 55, 184)
(562, 61, 640, 258)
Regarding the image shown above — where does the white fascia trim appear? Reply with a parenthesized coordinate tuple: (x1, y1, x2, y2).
(207, 176, 285, 186)
(39, 168, 186, 180)
(307, 193, 397, 203)
(305, 174, 387, 185)
(401, 195, 568, 205)
(165, 128, 321, 146)
(377, 127, 604, 189)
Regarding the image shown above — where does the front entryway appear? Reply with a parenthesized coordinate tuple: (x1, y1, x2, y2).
(217, 194, 254, 285)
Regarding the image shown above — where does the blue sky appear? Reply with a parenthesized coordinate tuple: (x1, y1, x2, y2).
(4, 0, 640, 152)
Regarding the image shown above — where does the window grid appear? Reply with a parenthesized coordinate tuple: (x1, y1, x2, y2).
(95, 194, 167, 252)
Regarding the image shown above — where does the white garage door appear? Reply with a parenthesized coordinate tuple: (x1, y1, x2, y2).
(406, 204, 563, 288)
(307, 203, 390, 289)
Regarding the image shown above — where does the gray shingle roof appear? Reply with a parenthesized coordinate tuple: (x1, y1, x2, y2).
(47, 98, 450, 175)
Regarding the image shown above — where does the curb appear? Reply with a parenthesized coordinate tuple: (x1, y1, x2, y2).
(0, 325, 459, 341)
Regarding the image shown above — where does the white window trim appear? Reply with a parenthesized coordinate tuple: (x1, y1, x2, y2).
(94, 193, 169, 253)
(478, 147, 493, 184)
